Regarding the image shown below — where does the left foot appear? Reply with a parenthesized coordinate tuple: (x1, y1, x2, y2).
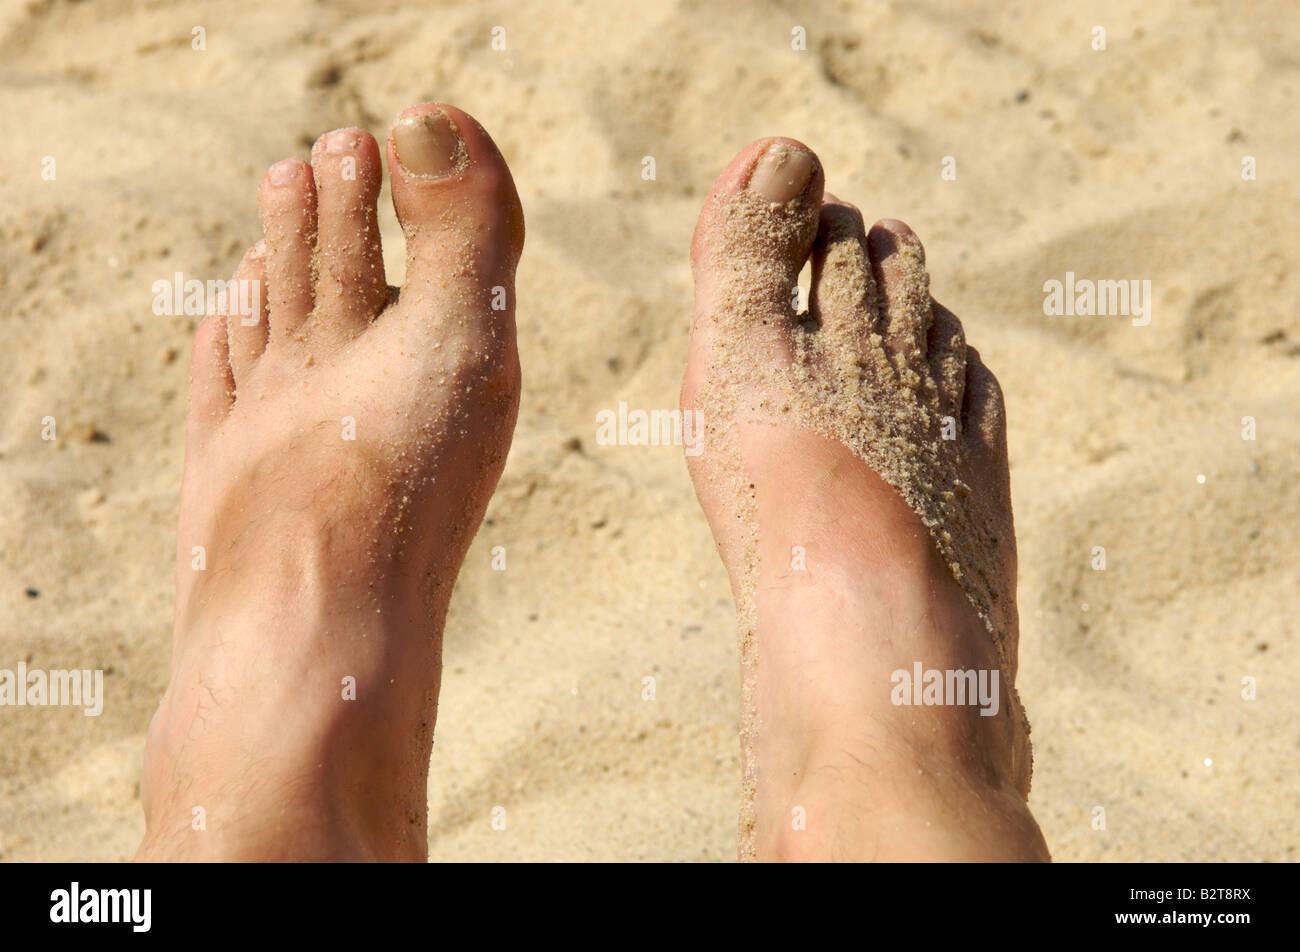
(683, 138, 1048, 861)
(137, 103, 524, 861)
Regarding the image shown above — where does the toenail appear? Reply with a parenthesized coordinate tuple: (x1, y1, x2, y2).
(879, 218, 913, 237)
(393, 111, 467, 178)
(269, 160, 302, 186)
(748, 145, 815, 203)
(321, 129, 359, 156)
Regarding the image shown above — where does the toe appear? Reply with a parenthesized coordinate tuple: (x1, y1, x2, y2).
(810, 197, 879, 353)
(310, 128, 388, 338)
(689, 138, 824, 367)
(188, 312, 234, 443)
(385, 103, 524, 338)
(961, 345, 1009, 479)
(867, 219, 933, 366)
(927, 301, 967, 435)
(223, 241, 269, 384)
(259, 158, 318, 343)
(960, 345, 1017, 650)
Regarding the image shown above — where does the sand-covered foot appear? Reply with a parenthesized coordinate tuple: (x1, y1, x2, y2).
(683, 139, 1048, 861)
(137, 104, 524, 861)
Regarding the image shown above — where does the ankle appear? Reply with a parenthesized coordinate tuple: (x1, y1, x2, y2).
(760, 740, 1045, 861)
(140, 656, 435, 861)
(137, 802, 425, 861)
(138, 751, 428, 861)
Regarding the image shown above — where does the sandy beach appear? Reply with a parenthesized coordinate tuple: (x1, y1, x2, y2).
(0, 0, 1296, 861)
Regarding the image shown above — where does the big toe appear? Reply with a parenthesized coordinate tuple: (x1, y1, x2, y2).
(686, 138, 824, 402)
(385, 103, 524, 340)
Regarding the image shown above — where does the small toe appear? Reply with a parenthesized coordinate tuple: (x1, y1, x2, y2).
(259, 158, 318, 343)
(223, 241, 269, 385)
(310, 127, 388, 339)
(188, 312, 234, 442)
(868, 218, 933, 366)
(961, 345, 1009, 469)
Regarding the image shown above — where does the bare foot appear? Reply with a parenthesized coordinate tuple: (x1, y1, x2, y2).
(683, 139, 1048, 861)
(137, 104, 523, 861)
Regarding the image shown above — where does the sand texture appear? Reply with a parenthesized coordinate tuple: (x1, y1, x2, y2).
(1, 0, 1297, 861)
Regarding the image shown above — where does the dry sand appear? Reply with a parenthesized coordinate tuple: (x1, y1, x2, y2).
(1, 0, 1297, 861)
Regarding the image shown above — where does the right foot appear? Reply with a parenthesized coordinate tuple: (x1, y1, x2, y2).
(683, 139, 1049, 861)
(138, 104, 523, 860)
